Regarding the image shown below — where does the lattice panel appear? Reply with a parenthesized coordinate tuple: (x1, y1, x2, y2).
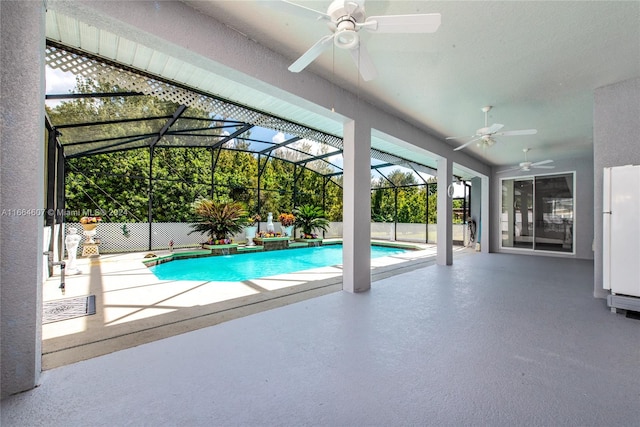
(64, 222, 189, 254)
(150, 222, 209, 250)
(61, 221, 354, 254)
(63, 222, 255, 254)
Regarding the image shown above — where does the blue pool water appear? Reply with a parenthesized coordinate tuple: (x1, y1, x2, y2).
(149, 244, 409, 282)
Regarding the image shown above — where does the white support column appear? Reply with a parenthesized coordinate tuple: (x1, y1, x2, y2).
(342, 119, 371, 293)
(437, 158, 453, 265)
(0, 0, 46, 398)
(481, 175, 490, 253)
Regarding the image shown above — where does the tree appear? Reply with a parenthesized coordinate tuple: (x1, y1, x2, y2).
(386, 170, 417, 187)
(371, 169, 426, 223)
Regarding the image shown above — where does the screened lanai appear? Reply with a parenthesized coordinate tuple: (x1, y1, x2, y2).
(38, 41, 477, 370)
(45, 42, 473, 257)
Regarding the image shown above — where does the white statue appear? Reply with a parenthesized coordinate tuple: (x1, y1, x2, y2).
(65, 227, 82, 275)
(267, 212, 275, 233)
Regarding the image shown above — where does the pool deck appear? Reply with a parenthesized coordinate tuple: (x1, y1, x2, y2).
(42, 240, 473, 369)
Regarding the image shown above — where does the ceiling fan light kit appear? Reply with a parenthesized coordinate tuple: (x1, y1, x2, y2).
(279, 0, 441, 81)
(477, 135, 496, 148)
(334, 29, 359, 49)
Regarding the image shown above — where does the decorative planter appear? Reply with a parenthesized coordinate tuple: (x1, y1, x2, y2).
(81, 223, 99, 245)
(281, 225, 294, 240)
(244, 226, 258, 246)
(81, 223, 98, 231)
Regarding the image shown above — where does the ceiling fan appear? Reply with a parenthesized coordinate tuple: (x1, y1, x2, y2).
(447, 106, 538, 151)
(496, 148, 555, 174)
(273, 0, 441, 81)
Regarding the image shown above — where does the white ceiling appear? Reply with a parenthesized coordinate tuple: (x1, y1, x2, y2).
(183, 0, 640, 168)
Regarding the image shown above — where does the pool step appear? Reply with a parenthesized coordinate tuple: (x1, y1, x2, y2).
(238, 245, 264, 253)
(288, 242, 309, 249)
(173, 250, 212, 257)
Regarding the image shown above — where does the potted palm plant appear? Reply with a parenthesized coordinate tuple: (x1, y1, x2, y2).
(189, 198, 247, 253)
(293, 205, 330, 243)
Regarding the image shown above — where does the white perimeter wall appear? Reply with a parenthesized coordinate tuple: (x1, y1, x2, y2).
(61, 222, 469, 254)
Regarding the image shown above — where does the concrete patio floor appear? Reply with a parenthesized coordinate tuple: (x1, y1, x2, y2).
(42, 241, 470, 369)
(5, 252, 639, 426)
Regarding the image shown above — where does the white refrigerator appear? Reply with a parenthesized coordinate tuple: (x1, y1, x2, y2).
(603, 165, 640, 298)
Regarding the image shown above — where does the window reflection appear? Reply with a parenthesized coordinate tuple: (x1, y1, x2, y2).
(534, 174, 573, 252)
(501, 173, 574, 253)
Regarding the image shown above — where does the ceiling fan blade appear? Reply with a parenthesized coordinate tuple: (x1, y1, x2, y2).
(533, 165, 555, 169)
(485, 123, 504, 134)
(288, 34, 334, 73)
(446, 134, 475, 140)
(270, 1, 330, 21)
(349, 43, 378, 81)
(453, 136, 482, 151)
(497, 166, 521, 174)
(495, 129, 538, 137)
(344, 1, 361, 17)
(531, 159, 554, 166)
(364, 13, 441, 33)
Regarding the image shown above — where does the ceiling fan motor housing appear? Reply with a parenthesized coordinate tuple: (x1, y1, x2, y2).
(329, 1, 364, 49)
(520, 162, 532, 170)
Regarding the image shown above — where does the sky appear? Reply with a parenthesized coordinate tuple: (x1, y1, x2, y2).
(46, 66, 76, 93)
(45, 67, 76, 108)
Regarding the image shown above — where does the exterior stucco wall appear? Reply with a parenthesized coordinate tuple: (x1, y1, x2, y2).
(1, 0, 46, 398)
(593, 77, 640, 297)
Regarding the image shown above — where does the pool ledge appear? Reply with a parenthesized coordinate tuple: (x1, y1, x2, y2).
(142, 249, 212, 267)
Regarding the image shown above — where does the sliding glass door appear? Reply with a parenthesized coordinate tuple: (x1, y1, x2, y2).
(501, 173, 574, 253)
(501, 178, 534, 249)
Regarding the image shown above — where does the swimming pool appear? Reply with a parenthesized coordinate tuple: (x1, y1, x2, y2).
(149, 244, 410, 282)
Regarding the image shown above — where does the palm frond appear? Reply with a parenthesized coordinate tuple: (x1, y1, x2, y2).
(189, 198, 248, 240)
